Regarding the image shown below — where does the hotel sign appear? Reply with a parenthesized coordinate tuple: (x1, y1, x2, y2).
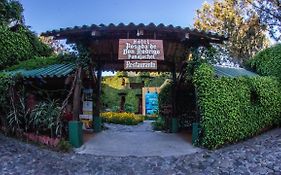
(118, 39, 164, 60)
(118, 39, 164, 70)
(124, 60, 157, 70)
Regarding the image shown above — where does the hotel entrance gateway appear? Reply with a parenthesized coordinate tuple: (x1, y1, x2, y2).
(42, 23, 227, 147)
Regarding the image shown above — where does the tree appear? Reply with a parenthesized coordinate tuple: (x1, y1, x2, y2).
(194, 0, 269, 65)
(0, 0, 53, 70)
(250, 0, 281, 41)
(39, 36, 69, 55)
(0, 0, 24, 26)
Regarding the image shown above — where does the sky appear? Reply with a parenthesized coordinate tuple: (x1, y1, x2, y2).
(19, 0, 209, 34)
(18, 0, 210, 76)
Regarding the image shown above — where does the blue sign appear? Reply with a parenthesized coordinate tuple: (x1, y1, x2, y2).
(145, 92, 159, 115)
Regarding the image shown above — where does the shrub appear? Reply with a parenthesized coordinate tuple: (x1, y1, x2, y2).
(152, 117, 165, 131)
(30, 100, 61, 137)
(57, 139, 72, 152)
(101, 112, 144, 125)
(194, 63, 281, 149)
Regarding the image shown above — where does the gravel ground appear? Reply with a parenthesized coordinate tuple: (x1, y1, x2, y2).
(0, 127, 281, 175)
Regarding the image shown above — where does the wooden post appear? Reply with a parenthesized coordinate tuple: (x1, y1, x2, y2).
(171, 63, 177, 118)
(119, 95, 126, 112)
(93, 65, 102, 132)
(171, 63, 178, 133)
(136, 94, 142, 114)
(72, 67, 82, 121)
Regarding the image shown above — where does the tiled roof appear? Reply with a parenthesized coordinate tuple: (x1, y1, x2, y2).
(6, 64, 76, 78)
(41, 22, 227, 41)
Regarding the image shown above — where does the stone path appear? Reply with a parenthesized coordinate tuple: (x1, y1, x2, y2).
(76, 121, 200, 157)
(0, 127, 281, 174)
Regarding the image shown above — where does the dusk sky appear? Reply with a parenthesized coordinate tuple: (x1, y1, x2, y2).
(19, 0, 209, 34)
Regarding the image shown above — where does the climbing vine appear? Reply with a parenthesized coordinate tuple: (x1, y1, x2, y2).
(0, 25, 52, 70)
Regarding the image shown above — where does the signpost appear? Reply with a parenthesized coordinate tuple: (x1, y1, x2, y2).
(118, 39, 164, 70)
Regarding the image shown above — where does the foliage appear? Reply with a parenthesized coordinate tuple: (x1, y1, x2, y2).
(0, 25, 52, 70)
(247, 44, 281, 79)
(194, 0, 269, 64)
(6, 56, 60, 70)
(101, 75, 166, 113)
(116, 71, 128, 77)
(7, 90, 29, 134)
(193, 63, 281, 149)
(75, 43, 91, 66)
(0, 73, 18, 133)
(39, 36, 69, 54)
(158, 80, 173, 107)
(0, 73, 14, 114)
(57, 139, 72, 152)
(0, 0, 24, 26)
(101, 112, 144, 125)
(250, 0, 281, 41)
(30, 100, 61, 137)
(152, 117, 165, 131)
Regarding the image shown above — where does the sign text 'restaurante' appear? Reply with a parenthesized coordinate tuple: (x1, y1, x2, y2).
(124, 60, 157, 70)
(118, 39, 164, 60)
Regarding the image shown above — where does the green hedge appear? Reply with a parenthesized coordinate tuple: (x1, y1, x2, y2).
(247, 44, 281, 78)
(194, 63, 281, 149)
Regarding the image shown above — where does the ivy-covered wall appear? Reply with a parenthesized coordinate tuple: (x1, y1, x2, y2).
(0, 25, 52, 70)
(194, 63, 281, 149)
(247, 44, 281, 78)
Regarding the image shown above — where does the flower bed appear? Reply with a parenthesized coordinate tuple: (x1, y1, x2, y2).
(101, 112, 144, 125)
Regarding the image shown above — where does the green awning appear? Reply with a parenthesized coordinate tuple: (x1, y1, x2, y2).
(214, 65, 257, 77)
(5, 64, 76, 78)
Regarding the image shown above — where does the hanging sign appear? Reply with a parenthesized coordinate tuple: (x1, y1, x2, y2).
(124, 60, 157, 70)
(118, 39, 164, 60)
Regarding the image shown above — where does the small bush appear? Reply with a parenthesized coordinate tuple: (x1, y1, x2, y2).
(57, 139, 72, 152)
(152, 117, 165, 131)
(101, 112, 144, 125)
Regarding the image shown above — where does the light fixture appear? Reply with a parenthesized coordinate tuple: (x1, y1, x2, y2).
(137, 29, 144, 36)
(91, 30, 97, 36)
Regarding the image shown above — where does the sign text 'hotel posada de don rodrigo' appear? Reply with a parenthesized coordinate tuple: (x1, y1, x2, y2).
(118, 39, 164, 70)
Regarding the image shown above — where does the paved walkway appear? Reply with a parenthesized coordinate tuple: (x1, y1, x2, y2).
(1, 127, 281, 174)
(76, 121, 201, 157)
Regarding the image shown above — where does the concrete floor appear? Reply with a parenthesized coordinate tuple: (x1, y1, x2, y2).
(75, 120, 201, 157)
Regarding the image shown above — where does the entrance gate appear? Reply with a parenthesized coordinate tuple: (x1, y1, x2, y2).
(42, 23, 226, 135)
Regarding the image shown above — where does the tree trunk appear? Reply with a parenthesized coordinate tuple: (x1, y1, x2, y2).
(72, 67, 82, 121)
